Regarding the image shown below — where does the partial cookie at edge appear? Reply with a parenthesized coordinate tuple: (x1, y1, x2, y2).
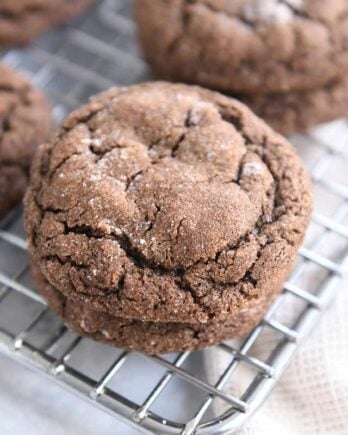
(0, 63, 51, 219)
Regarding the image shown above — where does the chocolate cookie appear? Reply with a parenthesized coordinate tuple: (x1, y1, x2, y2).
(25, 82, 312, 325)
(31, 260, 282, 354)
(0, 0, 92, 48)
(0, 63, 51, 219)
(239, 76, 348, 135)
(134, 0, 348, 94)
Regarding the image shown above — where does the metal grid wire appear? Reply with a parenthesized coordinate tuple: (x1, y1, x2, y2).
(0, 1, 348, 433)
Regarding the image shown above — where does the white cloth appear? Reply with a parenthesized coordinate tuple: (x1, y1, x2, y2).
(212, 274, 348, 435)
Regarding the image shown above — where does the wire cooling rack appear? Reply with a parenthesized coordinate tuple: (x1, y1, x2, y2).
(1, 1, 348, 434)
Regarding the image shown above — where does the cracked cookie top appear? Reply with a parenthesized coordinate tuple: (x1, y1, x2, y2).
(0, 62, 51, 218)
(25, 82, 312, 323)
(0, 0, 92, 48)
(135, 0, 348, 94)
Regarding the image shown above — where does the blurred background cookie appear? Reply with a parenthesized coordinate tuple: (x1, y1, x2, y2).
(0, 62, 51, 218)
(0, 0, 93, 48)
(239, 75, 348, 136)
(135, 0, 348, 134)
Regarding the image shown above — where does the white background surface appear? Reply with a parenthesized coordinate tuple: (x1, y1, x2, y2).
(237, 273, 348, 435)
(0, 353, 141, 435)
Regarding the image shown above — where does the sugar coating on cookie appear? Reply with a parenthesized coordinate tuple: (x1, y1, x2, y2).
(244, 0, 303, 23)
(25, 82, 312, 324)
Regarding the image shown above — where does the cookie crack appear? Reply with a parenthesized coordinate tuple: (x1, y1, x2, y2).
(171, 132, 186, 158)
(42, 220, 217, 311)
(60, 223, 171, 275)
(57, 219, 266, 309)
(49, 152, 83, 181)
(125, 170, 144, 191)
(44, 254, 89, 270)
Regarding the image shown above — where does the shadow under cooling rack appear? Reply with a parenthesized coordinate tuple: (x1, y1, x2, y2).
(1, 1, 348, 434)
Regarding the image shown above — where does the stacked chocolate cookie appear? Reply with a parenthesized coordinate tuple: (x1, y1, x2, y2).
(25, 82, 312, 354)
(135, 0, 348, 135)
